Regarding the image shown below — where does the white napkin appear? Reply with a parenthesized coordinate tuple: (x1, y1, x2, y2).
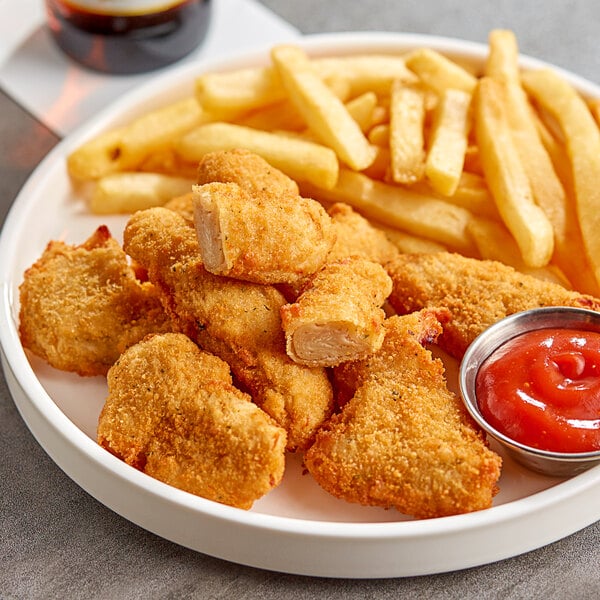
(0, 0, 300, 137)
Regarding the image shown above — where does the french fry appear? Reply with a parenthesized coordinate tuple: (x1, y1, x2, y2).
(67, 97, 211, 181)
(196, 66, 286, 112)
(405, 48, 478, 96)
(313, 54, 418, 96)
(373, 222, 447, 254)
(484, 30, 591, 291)
(389, 82, 426, 184)
(236, 99, 305, 132)
(300, 169, 478, 254)
(175, 121, 339, 189)
(425, 88, 472, 196)
(589, 98, 600, 128)
(367, 124, 390, 147)
(522, 68, 600, 292)
(474, 77, 554, 268)
(411, 172, 500, 220)
(271, 45, 377, 171)
(91, 172, 194, 214)
(345, 91, 379, 132)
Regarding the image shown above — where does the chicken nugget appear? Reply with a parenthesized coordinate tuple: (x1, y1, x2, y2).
(387, 252, 600, 359)
(98, 333, 286, 509)
(19, 225, 173, 376)
(193, 179, 335, 284)
(305, 311, 502, 519)
(280, 257, 392, 367)
(123, 207, 334, 451)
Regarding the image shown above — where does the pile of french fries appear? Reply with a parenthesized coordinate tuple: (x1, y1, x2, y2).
(67, 29, 600, 296)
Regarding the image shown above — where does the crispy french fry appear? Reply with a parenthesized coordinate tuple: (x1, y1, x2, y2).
(175, 122, 339, 189)
(405, 48, 478, 96)
(271, 45, 377, 171)
(91, 172, 194, 214)
(67, 98, 211, 181)
(345, 91, 379, 132)
(425, 88, 472, 196)
(522, 68, 600, 292)
(300, 169, 478, 254)
(389, 82, 426, 184)
(368, 124, 390, 147)
(484, 30, 592, 291)
(235, 99, 305, 132)
(196, 66, 286, 112)
(314, 54, 418, 96)
(474, 77, 554, 268)
(589, 98, 600, 128)
(411, 172, 500, 220)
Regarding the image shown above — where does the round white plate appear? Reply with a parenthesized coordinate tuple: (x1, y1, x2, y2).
(1, 32, 600, 579)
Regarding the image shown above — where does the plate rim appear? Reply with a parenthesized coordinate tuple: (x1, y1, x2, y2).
(2, 31, 600, 577)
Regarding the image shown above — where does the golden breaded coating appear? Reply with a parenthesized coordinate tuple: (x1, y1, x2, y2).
(123, 207, 334, 451)
(19, 225, 173, 376)
(280, 257, 392, 367)
(98, 333, 286, 509)
(387, 252, 600, 359)
(164, 192, 195, 223)
(326, 202, 399, 264)
(193, 179, 335, 284)
(196, 148, 300, 198)
(305, 311, 502, 519)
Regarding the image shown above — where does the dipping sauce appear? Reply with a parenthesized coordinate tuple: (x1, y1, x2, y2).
(476, 328, 600, 453)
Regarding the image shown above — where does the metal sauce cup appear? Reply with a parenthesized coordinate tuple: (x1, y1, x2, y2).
(459, 306, 600, 477)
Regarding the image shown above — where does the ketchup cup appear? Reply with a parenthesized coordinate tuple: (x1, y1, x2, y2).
(459, 306, 600, 477)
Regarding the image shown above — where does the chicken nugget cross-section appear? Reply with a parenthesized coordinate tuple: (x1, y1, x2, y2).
(123, 207, 334, 451)
(98, 333, 287, 510)
(193, 150, 336, 285)
(19, 225, 173, 376)
(280, 257, 392, 367)
(305, 310, 502, 519)
(387, 252, 600, 359)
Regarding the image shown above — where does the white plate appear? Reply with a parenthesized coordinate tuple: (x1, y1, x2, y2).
(2, 32, 600, 579)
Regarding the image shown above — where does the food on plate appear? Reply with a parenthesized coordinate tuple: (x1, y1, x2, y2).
(22, 29, 600, 514)
(91, 172, 194, 214)
(123, 206, 334, 451)
(425, 88, 472, 196)
(476, 327, 600, 453)
(19, 225, 173, 376)
(522, 67, 600, 294)
(474, 77, 554, 268)
(271, 45, 377, 171)
(98, 333, 286, 509)
(386, 252, 600, 360)
(192, 150, 335, 284)
(305, 310, 502, 519)
(176, 121, 339, 189)
(389, 81, 426, 184)
(280, 257, 392, 367)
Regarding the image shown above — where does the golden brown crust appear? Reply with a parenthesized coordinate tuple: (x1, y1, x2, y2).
(18, 225, 173, 376)
(98, 333, 286, 509)
(123, 207, 334, 451)
(387, 252, 600, 359)
(305, 311, 502, 519)
(280, 257, 392, 367)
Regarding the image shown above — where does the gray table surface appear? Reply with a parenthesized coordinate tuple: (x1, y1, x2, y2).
(1, 1, 599, 598)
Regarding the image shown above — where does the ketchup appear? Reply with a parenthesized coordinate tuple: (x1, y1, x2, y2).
(45, 0, 212, 74)
(476, 328, 600, 453)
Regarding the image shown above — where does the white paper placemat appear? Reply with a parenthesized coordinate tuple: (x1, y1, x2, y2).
(0, 0, 299, 137)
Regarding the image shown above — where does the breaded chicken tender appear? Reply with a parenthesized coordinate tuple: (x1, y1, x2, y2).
(280, 257, 392, 367)
(387, 252, 600, 359)
(193, 179, 335, 284)
(19, 225, 173, 376)
(305, 311, 502, 519)
(123, 207, 334, 451)
(98, 333, 286, 509)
